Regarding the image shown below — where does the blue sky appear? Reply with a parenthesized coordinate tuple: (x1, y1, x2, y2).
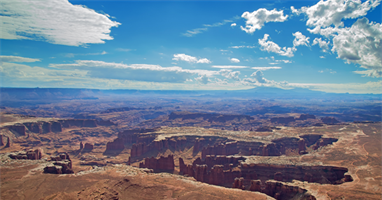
(1, 0, 381, 93)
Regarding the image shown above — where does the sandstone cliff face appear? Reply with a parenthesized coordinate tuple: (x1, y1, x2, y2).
(179, 155, 352, 193)
(5, 137, 11, 148)
(232, 177, 245, 189)
(128, 135, 225, 158)
(179, 155, 246, 186)
(240, 163, 351, 184)
(139, 155, 174, 172)
(311, 138, 338, 150)
(117, 128, 157, 144)
(51, 122, 62, 132)
(8, 124, 26, 136)
(44, 152, 73, 174)
(9, 149, 43, 160)
(168, 112, 254, 123)
(84, 143, 94, 151)
(321, 116, 340, 124)
(23, 122, 41, 133)
(0, 135, 4, 146)
(250, 180, 316, 200)
(105, 138, 125, 151)
(270, 117, 296, 124)
(130, 142, 149, 157)
(297, 114, 316, 120)
(4, 119, 115, 137)
(193, 138, 205, 154)
(201, 142, 239, 159)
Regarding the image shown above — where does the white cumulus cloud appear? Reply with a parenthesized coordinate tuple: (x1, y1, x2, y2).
(331, 18, 382, 77)
(220, 69, 241, 81)
(258, 34, 296, 57)
(230, 58, 240, 63)
(292, 31, 310, 47)
(293, 0, 380, 31)
(0, 0, 121, 46)
(293, 0, 381, 77)
(241, 8, 288, 34)
(231, 23, 237, 27)
(312, 38, 330, 52)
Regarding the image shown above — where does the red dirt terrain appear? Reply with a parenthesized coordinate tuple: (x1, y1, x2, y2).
(1, 112, 381, 200)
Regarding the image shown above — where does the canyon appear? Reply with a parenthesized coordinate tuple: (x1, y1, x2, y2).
(0, 96, 381, 200)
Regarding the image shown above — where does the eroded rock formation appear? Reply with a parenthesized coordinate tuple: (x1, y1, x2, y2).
(201, 142, 239, 159)
(44, 152, 73, 174)
(3, 119, 116, 137)
(5, 137, 11, 148)
(9, 149, 42, 160)
(139, 155, 174, 172)
(83, 143, 94, 151)
(179, 155, 352, 189)
(0, 135, 4, 146)
(270, 117, 296, 124)
(297, 114, 316, 120)
(169, 112, 254, 123)
(105, 138, 125, 151)
(250, 180, 316, 200)
(321, 117, 340, 124)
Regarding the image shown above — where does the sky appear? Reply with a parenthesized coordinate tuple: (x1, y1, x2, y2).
(0, 0, 381, 93)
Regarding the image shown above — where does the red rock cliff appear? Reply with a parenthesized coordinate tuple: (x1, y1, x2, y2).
(139, 155, 174, 172)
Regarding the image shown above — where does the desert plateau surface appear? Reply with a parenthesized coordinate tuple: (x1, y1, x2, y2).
(0, 88, 381, 200)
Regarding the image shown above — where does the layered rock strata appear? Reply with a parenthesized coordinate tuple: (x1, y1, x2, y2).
(179, 155, 352, 187)
(44, 153, 73, 174)
(2, 119, 115, 136)
(249, 180, 317, 200)
(9, 149, 43, 160)
(139, 155, 174, 172)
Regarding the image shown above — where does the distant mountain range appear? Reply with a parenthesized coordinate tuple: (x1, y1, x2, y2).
(0, 87, 380, 103)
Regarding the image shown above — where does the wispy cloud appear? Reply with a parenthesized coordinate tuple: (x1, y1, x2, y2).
(252, 66, 281, 70)
(0, 55, 40, 63)
(172, 54, 211, 64)
(182, 16, 240, 37)
(0, 0, 120, 46)
(64, 51, 107, 58)
(116, 48, 134, 52)
(211, 65, 248, 69)
(229, 45, 256, 49)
